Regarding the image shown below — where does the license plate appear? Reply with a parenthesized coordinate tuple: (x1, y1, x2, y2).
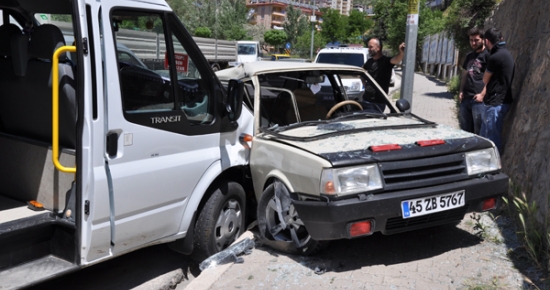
(401, 190, 465, 219)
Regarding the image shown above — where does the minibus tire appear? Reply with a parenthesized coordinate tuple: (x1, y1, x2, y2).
(192, 181, 246, 262)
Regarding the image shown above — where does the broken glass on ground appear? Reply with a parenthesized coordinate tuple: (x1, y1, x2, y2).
(199, 238, 255, 271)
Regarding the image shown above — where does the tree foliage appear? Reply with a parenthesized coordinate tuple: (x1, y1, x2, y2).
(283, 5, 309, 52)
(347, 9, 373, 38)
(51, 15, 72, 22)
(167, 0, 248, 40)
(445, 0, 498, 54)
(217, 0, 248, 40)
(244, 24, 268, 47)
(295, 31, 325, 58)
(264, 29, 287, 50)
(320, 8, 347, 43)
(369, 0, 444, 54)
(194, 27, 212, 38)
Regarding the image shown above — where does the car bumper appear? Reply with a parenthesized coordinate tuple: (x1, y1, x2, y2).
(291, 173, 508, 240)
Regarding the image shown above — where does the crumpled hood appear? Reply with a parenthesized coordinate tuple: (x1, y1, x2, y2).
(266, 116, 492, 166)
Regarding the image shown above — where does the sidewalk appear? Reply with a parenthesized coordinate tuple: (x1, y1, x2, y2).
(406, 73, 458, 128)
(184, 73, 466, 290)
(391, 71, 458, 128)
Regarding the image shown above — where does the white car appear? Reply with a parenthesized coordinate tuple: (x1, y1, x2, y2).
(314, 45, 370, 101)
(216, 62, 508, 255)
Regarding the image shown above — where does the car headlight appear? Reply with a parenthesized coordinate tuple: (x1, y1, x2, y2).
(320, 164, 382, 196)
(345, 81, 362, 93)
(465, 148, 501, 175)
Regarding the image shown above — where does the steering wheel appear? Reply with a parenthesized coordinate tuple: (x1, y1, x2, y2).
(326, 100, 363, 119)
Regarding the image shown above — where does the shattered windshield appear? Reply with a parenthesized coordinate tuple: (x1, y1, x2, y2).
(244, 69, 396, 135)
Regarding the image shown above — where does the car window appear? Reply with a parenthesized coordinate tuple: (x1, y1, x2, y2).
(238, 44, 256, 55)
(118, 51, 145, 68)
(252, 70, 392, 128)
(112, 10, 214, 130)
(316, 53, 365, 67)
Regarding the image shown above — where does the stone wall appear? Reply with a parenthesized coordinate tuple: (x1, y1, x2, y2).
(485, 0, 550, 218)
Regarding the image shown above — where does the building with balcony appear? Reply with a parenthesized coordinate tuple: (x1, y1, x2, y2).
(321, 0, 352, 16)
(246, 0, 323, 30)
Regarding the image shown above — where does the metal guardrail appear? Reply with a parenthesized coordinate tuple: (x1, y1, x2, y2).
(54, 20, 237, 62)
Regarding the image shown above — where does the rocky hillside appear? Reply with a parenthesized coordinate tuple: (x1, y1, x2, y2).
(485, 0, 550, 218)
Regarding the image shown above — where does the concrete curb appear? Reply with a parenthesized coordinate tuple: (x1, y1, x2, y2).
(184, 231, 255, 290)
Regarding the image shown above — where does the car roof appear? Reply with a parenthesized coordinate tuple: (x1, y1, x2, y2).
(216, 61, 365, 81)
(317, 47, 369, 54)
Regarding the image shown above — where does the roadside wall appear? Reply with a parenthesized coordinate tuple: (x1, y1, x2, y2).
(485, 0, 550, 218)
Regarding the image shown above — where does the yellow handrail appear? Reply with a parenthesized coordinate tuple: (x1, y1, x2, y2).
(52, 45, 77, 174)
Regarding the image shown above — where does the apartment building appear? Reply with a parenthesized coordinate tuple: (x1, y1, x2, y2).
(246, 0, 323, 29)
(318, 0, 352, 15)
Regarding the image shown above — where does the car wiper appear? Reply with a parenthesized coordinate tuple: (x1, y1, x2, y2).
(332, 111, 387, 121)
(260, 113, 437, 142)
(263, 119, 330, 133)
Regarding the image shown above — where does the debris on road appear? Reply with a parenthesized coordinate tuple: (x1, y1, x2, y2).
(199, 238, 255, 271)
(314, 266, 327, 275)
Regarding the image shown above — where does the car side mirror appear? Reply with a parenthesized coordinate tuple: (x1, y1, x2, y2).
(395, 99, 411, 112)
(227, 79, 244, 124)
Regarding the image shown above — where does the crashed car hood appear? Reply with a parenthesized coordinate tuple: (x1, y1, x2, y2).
(267, 116, 493, 166)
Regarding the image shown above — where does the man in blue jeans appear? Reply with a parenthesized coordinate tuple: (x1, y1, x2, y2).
(474, 28, 515, 153)
(459, 27, 489, 134)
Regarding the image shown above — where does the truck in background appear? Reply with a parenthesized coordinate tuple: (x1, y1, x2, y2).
(229, 40, 263, 67)
(0, 0, 253, 288)
(54, 20, 238, 72)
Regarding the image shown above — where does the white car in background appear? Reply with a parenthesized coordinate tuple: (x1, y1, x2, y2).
(314, 45, 370, 102)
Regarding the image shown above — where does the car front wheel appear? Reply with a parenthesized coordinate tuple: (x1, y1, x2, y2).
(257, 180, 328, 255)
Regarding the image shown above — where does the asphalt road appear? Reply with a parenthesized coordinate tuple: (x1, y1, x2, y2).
(28, 213, 531, 290)
(25, 244, 200, 290)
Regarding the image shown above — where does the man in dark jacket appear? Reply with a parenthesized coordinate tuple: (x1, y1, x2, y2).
(459, 27, 489, 134)
(474, 28, 515, 153)
(362, 38, 404, 111)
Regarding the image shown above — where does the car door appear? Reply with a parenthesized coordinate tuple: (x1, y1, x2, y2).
(99, 4, 224, 255)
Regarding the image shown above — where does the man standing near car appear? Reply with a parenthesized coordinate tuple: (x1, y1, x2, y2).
(362, 38, 405, 110)
(459, 27, 490, 134)
(474, 28, 515, 153)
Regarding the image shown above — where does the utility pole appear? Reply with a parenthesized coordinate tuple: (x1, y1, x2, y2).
(310, 0, 316, 59)
(400, 0, 420, 112)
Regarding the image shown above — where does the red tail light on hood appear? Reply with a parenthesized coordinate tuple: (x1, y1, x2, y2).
(370, 144, 401, 152)
(416, 139, 445, 147)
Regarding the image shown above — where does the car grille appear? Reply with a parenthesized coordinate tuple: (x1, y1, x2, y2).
(379, 153, 468, 191)
(384, 206, 467, 233)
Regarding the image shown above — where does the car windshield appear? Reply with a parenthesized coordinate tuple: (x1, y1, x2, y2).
(241, 69, 395, 138)
(238, 44, 256, 55)
(316, 53, 365, 67)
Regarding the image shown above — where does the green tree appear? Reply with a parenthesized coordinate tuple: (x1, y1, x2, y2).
(244, 23, 267, 43)
(347, 9, 373, 38)
(168, 0, 248, 40)
(194, 27, 212, 38)
(167, 0, 203, 33)
(295, 31, 325, 58)
(51, 15, 72, 22)
(283, 5, 309, 53)
(445, 0, 498, 54)
(320, 8, 347, 44)
(369, 0, 444, 54)
(264, 29, 287, 51)
(217, 0, 248, 40)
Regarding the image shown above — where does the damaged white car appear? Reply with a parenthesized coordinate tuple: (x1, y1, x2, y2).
(217, 62, 508, 255)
